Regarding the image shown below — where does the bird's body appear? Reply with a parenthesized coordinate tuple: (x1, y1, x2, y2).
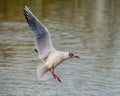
(24, 6, 79, 83)
(37, 51, 70, 80)
(44, 51, 70, 69)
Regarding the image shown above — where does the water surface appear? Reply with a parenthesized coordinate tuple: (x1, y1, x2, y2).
(0, 0, 120, 96)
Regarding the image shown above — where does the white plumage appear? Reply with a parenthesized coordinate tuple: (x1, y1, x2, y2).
(24, 6, 79, 83)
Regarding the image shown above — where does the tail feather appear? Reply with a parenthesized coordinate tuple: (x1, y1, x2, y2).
(36, 64, 50, 81)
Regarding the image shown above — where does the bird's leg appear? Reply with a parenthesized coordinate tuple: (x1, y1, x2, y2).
(49, 69, 56, 79)
(55, 75, 61, 83)
(49, 69, 61, 83)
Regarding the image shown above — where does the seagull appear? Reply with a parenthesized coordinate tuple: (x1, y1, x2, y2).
(23, 5, 79, 83)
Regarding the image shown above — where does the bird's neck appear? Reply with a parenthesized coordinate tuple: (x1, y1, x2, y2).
(58, 51, 70, 61)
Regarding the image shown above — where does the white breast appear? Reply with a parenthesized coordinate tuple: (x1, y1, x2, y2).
(44, 51, 69, 69)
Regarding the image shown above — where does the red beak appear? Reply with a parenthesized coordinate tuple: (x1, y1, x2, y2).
(74, 55, 80, 58)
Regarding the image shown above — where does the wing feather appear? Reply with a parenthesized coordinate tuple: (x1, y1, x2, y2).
(24, 6, 55, 60)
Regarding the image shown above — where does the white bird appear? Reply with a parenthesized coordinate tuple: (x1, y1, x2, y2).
(24, 6, 79, 83)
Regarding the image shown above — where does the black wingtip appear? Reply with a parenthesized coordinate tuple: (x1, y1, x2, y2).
(23, 5, 29, 25)
(23, 4, 26, 8)
(23, 4, 26, 12)
(23, 5, 29, 18)
(23, 4, 29, 12)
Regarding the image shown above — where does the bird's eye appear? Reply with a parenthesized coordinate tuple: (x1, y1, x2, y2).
(69, 53, 74, 57)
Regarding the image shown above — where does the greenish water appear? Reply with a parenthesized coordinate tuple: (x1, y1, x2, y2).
(0, 0, 120, 96)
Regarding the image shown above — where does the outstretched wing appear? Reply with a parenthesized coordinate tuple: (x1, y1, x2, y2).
(24, 6, 55, 60)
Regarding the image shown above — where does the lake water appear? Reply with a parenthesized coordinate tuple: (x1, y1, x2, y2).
(0, 0, 120, 96)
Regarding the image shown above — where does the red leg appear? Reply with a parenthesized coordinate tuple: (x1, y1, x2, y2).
(49, 69, 56, 79)
(49, 69, 62, 83)
(55, 75, 61, 83)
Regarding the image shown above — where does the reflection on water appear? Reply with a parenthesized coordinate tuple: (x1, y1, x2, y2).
(0, 0, 120, 96)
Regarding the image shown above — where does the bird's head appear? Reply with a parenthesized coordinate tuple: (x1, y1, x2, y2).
(69, 52, 80, 58)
